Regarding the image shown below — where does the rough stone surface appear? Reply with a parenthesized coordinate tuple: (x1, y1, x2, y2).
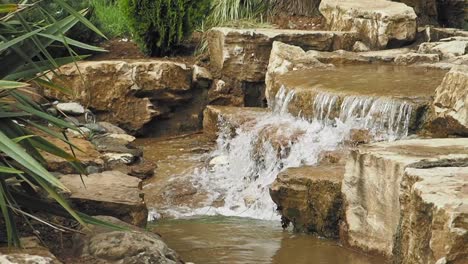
(43, 60, 193, 134)
(418, 38, 468, 59)
(203, 105, 269, 138)
(0, 237, 62, 264)
(97, 122, 127, 134)
(395, 166, 468, 264)
(319, 0, 417, 49)
(73, 216, 182, 264)
(342, 138, 468, 258)
(56, 102, 85, 115)
(207, 27, 357, 106)
(394, 52, 440, 65)
(431, 65, 468, 136)
(60, 171, 148, 227)
(208, 27, 357, 82)
(270, 164, 345, 238)
(41, 133, 104, 174)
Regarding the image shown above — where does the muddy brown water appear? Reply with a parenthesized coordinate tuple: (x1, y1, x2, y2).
(151, 216, 387, 264)
(278, 64, 447, 99)
(135, 136, 387, 264)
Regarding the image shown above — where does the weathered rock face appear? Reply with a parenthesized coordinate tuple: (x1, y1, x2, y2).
(73, 216, 182, 264)
(43, 60, 194, 134)
(342, 138, 468, 259)
(203, 105, 269, 138)
(395, 166, 468, 264)
(207, 27, 357, 106)
(319, 0, 417, 49)
(270, 164, 345, 238)
(418, 38, 468, 59)
(60, 171, 148, 227)
(430, 65, 468, 136)
(0, 237, 62, 264)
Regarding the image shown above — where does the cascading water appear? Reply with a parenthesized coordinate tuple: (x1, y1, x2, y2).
(157, 85, 415, 220)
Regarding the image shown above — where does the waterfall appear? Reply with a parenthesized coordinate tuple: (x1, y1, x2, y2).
(159, 86, 414, 220)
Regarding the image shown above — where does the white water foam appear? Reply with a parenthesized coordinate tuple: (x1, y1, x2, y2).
(156, 86, 414, 220)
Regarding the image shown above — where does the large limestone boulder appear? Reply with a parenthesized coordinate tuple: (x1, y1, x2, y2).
(430, 65, 468, 136)
(342, 138, 468, 259)
(0, 237, 62, 264)
(395, 166, 468, 264)
(319, 0, 417, 49)
(60, 171, 148, 227)
(43, 60, 192, 134)
(207, 27, 357, 106)
(270, 164, 345, 238)
(73, 216, 182, 264)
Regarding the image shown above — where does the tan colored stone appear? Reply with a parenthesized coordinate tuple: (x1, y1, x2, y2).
(208, 27, 358, 82)
(60, 171, 148, 227)
(431, 65, 468, 136)
(395, 166, 468, 264)
(270, 164, 345, 238)
(203, 105, 269, 138)
(319, 0, 417, 49)
(342, 138, 468, 258)
(0, 237, 62, 264)
(43, 60, 192, 133)
(394, 52, 440, 65)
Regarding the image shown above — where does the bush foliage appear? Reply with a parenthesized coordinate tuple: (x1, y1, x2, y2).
(120, 0, 210, 56)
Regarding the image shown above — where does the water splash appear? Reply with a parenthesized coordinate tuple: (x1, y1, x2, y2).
(155, 86, 414, 220)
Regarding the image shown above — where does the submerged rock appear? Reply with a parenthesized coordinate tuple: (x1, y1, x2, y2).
(270, 164, 345, 238)
(60, 171, 148, 227)
(73, 216, 182, 264)
(319, 0, 417, 49)
(342, 138, 468, 259)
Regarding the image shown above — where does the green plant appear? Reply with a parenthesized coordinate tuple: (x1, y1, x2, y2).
(120, 0, 210, 56)
(0, 1, 123, 247)
(204, 0, 269, 29)
(90, 0, 129, 38)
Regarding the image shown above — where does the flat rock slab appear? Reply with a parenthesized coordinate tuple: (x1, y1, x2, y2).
(342, 138, 468, 259)
(319, 0, 417, 49)
(203, 105, 270, 138)
(60, 171, 148, 227)
(208, 27, 358, 82)
(270, 164, 345, 238)
(396, 166, 468, 264)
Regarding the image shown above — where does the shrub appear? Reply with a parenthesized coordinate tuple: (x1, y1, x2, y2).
(120, 0, 211, 56)
(90, 0, 130, 38)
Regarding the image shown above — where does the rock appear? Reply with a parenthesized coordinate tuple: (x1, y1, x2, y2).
(270, 164, 345, 238)
(60, 171, 148, 227)
(208, 155, 229, 170)
(396, 0, 438, 26)
(0, 237, 62, 264)
(394, 52, 440, 65)
(106, 133, 136, 144)
(41, 134, 104, 174)
(352, 41, 370, 52)
(91, 135, 142, 157)
(192, 65, 212, 88)
(66, 127, 92, 138)
(418, 39, 468, 59)
(422, 27, 468, 42)
(265, 41, 330, 105)
(207, 27, 357, 106)
(203, 105, 269, 138)
(42, 60, 193, 133)
(73, 216, 182, 264)
(103, 153, 137, 165)
(97, 122, 126, 134)
(319, 0, 417, 49)
(56, 102, 85, 115)
(395, 166, 468, 264)
(128, 160, 156, 179)
(64, 116, 81, 126)
(430, 65, 468, 136)
(347, 129, 371, 145)
(342, 138, 468, 258)
(208, 27, 357, 82)
(83, 123, 107, 134)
